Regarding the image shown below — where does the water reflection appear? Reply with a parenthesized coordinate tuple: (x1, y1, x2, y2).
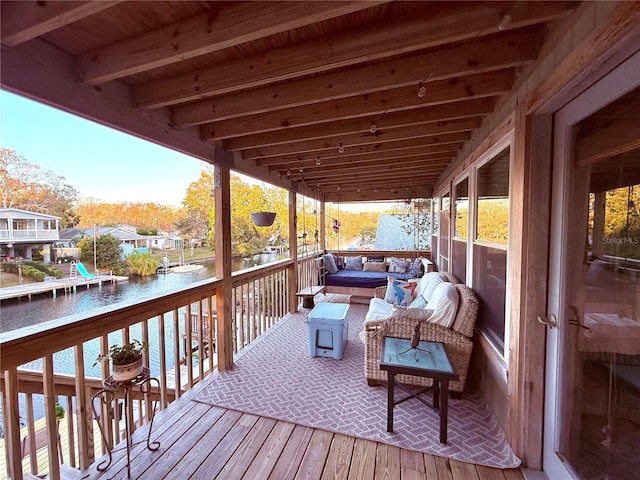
(0, 252, 286, 333)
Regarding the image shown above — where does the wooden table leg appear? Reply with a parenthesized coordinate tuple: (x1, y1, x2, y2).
(387, 372, 395, 432)
(439, 379, 449, 444)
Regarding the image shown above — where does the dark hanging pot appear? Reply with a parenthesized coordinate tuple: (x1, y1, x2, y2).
(251, 211, 277, 227)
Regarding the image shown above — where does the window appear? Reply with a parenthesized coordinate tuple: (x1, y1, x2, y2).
(473, 147, 510, 356)
(476, 148, 510, 243)
(452, 178, 469, 283)
(431, 197, 439, 266)
(438, 193, 450, 272)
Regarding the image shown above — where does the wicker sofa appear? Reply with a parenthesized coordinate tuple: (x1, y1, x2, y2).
(359, 272, 479, 393)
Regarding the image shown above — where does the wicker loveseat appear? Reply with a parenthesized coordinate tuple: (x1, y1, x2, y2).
(359, 274, 479, 393)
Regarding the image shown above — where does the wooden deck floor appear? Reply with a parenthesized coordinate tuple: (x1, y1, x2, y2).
(78, 380, 525, 480)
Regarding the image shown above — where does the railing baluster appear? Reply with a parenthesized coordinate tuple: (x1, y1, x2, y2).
(157, 314, 167, 409)
(74, 343, 92, 469)
(4, 367, 23, 480)
(172, 308, 181, 400)
(65, 394, 76, 467)
(43, 354, 60, 480)
(142, 319, 152, 427)
(25, 392, 37, 473)
(185, 303, 193, 389)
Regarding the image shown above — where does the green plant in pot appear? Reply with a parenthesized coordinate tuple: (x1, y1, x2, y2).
(94, 339, 148, 382)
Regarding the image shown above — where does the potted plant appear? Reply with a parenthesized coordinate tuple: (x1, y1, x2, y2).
(94, 339, 148, 382)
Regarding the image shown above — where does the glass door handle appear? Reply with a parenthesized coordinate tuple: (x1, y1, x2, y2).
(537, 314, 557, 329)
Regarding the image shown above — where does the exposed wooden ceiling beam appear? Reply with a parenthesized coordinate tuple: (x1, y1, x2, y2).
(319, 173, 441, 190)
(284, 157, 454, 179)
(136, 1, 571, 108)
(279, 151, 455, 171)
(1, 1, 122, 47)
(78, 1, 384, 85)
(223, 97, 495, 151)
(256, 134, 468, 166)
(241, 118, 481, 161)
(203, 70, 514, 140)
(173, 30, 540, 126)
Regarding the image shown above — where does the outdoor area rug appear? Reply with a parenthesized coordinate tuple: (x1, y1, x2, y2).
(193, 303, 521, 469)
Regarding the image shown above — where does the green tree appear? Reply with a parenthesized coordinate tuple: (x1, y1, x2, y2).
(178, 170, 215, 247)
(0, 148, 79, 227)
(77, 233, 122, 271)
(126, 250, 160, 276)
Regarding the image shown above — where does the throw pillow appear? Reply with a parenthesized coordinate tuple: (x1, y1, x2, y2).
(322, 253, 338, 275)
(409, 295, 427, 309)
(426, 283, 459, 328)
(332, 254, 345, 270)
(383, 276, 415, 306)
(407, 257, 424, 278)
(366, 255, 385, 263)
(345, 256, 363, 270)
(388, 257, 409, 273)
(416, 272, 446, 301)
(363, 261, 387, 272)
(389, 306, 434, 320)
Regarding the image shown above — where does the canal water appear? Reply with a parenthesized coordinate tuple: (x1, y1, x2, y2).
(0, 253, 286, 431)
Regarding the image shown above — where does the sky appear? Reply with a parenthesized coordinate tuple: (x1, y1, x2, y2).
(0, 90, 207, 207)
(0, 90, 397, 212)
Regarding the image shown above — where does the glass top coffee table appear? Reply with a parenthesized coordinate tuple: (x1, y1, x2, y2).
(380, 336, 459, 444)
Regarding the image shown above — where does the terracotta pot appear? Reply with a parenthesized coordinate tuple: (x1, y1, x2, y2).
(112, 354, 143, 382)
(251, 211, 276, 227)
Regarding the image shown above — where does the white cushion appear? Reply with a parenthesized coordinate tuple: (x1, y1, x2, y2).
(322, 253, 338, 275)
(345, 255, 363, 270)
(388, 257, 409, 273)
(416, 272, 446, 301)
(383, 277, 415, 306)
(364, 297, 394, 323)
(409, 295, 427, 309)
(426, 283, 459, 328)
(389, 306, 434, 321)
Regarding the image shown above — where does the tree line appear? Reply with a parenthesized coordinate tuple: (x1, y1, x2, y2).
(1, 149, 406, 258)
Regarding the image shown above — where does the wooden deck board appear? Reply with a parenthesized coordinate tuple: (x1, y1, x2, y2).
(71, 368, 525, 480)
(75, 395, 527, 480)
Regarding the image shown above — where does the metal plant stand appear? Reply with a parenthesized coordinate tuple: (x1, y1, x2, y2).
(91, 367, 160, 478)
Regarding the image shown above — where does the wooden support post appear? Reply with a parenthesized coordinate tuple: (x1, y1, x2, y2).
(214, 149, 234, 371)
(508, 108, 552, 469)
(288, 191, 298, 313)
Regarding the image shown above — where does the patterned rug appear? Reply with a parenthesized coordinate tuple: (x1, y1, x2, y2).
(193, 304, 521, 468)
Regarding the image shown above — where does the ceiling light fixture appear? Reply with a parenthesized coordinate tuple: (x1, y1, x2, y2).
(369, 122, 377, 133)
(298, 164, 304, 173)
(315, 157, 321, 166)
(337, 185, 341, 191)
(286, 170, 291, 177)
(417, 82, 426, 98)
(498, 13, 511, 31)
(338, 143, 345, 154)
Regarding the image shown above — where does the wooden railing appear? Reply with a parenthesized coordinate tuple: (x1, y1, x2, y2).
(0, 258, 294, 480)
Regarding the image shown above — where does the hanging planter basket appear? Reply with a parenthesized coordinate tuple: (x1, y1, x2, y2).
(251, 211, 277, 227)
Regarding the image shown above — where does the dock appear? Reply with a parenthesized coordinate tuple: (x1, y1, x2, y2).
(0, 274, 128, 302)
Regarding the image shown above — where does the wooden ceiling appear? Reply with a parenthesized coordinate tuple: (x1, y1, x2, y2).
(0, 1, 576, 202)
